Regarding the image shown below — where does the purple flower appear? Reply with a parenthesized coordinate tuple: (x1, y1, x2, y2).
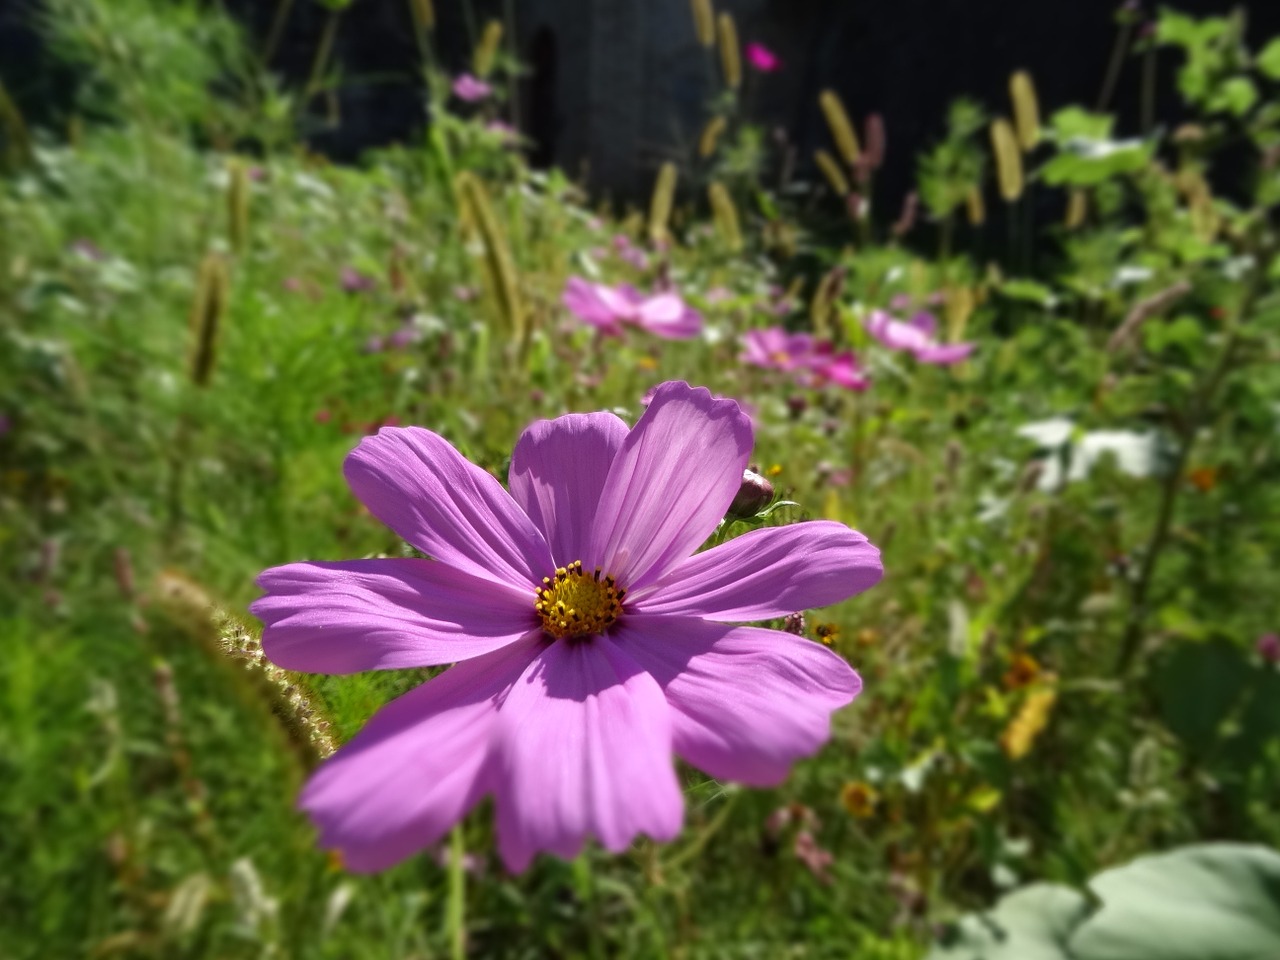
(864, 310, 976, 365)
(486, 120, 520, 144)
(453, 285, 478, 302)
(808, 347, 870, 392)
(740, 327, 816, 372)
(69, 239, 105, 262)
(251, 382, 881, 872)
(452, 73, 492, 103)
(340, 266, 376, 294)
(1259, 633, 1280, 664)
(0, 414, 11, 436)
(562, 278, 702, 339)
(745, 42, 783, 73)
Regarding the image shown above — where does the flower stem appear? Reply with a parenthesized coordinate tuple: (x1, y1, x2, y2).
(446, 827, 466, 960)
(1116, 242, 1270, 673)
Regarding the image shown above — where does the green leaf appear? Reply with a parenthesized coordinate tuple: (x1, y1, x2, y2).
(1258, 38, 1280, 79)
(1049, 107, 1114, 141)
(927, 884, 1088, 960)
(1212, 77, 1257, 116)
(1152, 639, 1250, 756)
(1071, 845, 1280, 960)
(928, 845, 1280, 960)
(998, 279, 1058, 308)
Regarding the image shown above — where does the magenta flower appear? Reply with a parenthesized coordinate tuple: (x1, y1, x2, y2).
(252, 382, 881, 872)
(864, 310, 976, 365)
(562, 277, 702, 339)
(807, 347, 871, 392)
(340, 266, 376, 294)
(452, 73, 492, 103)
(1259, 633, 1280, 664)
(740, 327, 816, 372)
(745, 42, 783, 72)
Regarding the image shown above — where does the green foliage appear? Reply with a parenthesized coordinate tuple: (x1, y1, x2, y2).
(918, 98, 988, 221)
(929, 844, 1280, 960)
(2, 2, 1280, 958)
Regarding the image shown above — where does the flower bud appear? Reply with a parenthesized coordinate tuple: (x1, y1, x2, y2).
(1259, 633, 1280, 664)
(728, 468, 774, 518)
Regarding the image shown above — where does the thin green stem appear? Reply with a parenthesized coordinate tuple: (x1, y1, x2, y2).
(1097, 22, 1133, 113)
(446, 827, 466, 960)
(262, 0, 295, 66)
(1116, 243, 1271, 673)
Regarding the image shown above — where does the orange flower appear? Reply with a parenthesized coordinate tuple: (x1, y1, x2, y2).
(1002, 652, 1041, 691)
(1188, 466, 1218, 492)
(840, 781, 879, 818)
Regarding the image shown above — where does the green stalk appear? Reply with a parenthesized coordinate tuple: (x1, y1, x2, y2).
(1116, 242, 1272, 673)
(1140, 41, 1156, 135)
(262, 0, 296, 65)
(446, 827, 466, 960)
(305, 9, 342, 104)
(1097, 21, 1134, 112)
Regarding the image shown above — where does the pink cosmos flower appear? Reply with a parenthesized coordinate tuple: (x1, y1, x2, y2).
(452, 73, 492, 103)
(1259, 633, 1280, 664)
(745, 42, 783, 72)
(807, 347, 871, 392)
(252, 382, 881, 872)
(740, 327, 816, 372)
(340, 266, 376, 294)
(864, 310, 976, 365)
(562, 277, 702, 339)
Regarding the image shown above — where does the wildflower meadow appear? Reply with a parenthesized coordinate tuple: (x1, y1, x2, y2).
(2, 0, 1280, 957)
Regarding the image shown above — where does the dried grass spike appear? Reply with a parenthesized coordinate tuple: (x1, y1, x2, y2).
(819, 90, 860, 167)
(707, 181, 742, 252)
(814, 149, 850, 196)
(965, 185, 986, 226)
(699, 116, 727, 159)
(227, 159, 250, 253)
(1065, 189, 1088, 229)
(474, 19, 504, 77)
(409, 0, 435, 32)
(455, 172, 527, 345)
(717, 13, 741, 90)
(690, 0, 715, 48)
(1009, 70, 1040, 151)
(990, 118, 1024, 202)
(188, 254, 229, 389)
(648, 161, 678, 246)
(0, 77, 33, 169)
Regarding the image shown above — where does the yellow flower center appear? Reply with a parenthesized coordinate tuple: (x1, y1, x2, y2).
(534, 560, 626, 640)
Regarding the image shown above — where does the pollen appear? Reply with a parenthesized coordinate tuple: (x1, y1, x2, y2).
(534, 560, 625, 640)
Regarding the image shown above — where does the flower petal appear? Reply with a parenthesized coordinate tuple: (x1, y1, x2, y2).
(344, 426, 553, 589)
(587, 381, 753, 590)
(562, 277, 623, 333)
(614, 615, 861, 786)
(916, 342, 976, 365)
(631, 521, 883, 621)
(635, 295, 702, 339)
(508, 412, 629, 564)
(865, 310, 929, 353)
(300, 636, 542, 872)
(494, 637, 681, 871)
(253, 558, 537, 674)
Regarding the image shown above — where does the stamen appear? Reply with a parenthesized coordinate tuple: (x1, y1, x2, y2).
(534, 559, 625, 640)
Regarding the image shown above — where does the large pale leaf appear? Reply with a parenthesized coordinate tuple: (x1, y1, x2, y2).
(926, 884, 1089, 960)
(1072, 845, 1280, 960)
(928, 845, 1280, 960)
